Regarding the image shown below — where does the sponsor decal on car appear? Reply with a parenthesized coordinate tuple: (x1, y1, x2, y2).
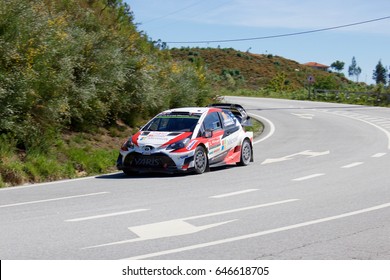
(145, 132, 171, 140)
(186, 139, 198, 150)
(209, 137, 222, 149)
(225, 136, 239, 146)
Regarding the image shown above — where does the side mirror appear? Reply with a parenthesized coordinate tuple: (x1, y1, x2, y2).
(202, 130, 213, 138)
(242, 116, 252, 126)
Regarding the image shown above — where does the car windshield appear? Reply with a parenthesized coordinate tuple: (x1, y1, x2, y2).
(142, 114, 200, 132)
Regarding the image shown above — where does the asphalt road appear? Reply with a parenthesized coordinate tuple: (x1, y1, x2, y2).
(1, 97, 390, 260)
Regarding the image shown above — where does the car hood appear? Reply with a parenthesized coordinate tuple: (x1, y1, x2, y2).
(133, 131, 192, 147)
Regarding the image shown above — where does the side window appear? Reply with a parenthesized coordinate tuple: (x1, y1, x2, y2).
(203, 112, 222, 131)
(220, 110, 236, 127)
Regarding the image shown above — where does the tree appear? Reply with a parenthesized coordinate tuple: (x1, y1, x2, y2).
(372, 60, 388, 85)
(0, 0, 214, 144)
(348, 56, 362, 82)
(331, 60, 345, 73)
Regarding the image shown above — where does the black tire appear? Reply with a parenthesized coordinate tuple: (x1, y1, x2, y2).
(238, 139, 252, 166)
(193, 146, 208, 174)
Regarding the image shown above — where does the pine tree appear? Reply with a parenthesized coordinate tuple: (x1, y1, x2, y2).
(372, 60, 388, 85)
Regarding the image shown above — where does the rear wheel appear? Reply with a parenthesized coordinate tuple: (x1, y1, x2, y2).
(194, 146, 208, 174)
(238, 139, 252, 166)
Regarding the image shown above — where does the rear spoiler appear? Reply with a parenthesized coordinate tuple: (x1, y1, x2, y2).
(208, 103, 252, 126)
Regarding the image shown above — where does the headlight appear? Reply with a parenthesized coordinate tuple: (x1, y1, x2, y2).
(167, 138, 190, 151)
(121, 137, 135, 151)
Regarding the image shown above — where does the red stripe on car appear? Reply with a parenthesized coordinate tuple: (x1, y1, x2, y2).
(161, 132, 192, 147)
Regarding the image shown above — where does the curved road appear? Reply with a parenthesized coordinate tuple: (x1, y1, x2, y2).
(1, 97, 390, 259)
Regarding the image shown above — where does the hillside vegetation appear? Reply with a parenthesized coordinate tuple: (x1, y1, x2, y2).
(0, 0, 215, 187)
(169, 47, 351, 90)
(169, 47, 390, 105)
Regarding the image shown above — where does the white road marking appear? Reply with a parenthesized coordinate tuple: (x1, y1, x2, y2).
(130, 220, 235, 240)
(261, 157, 293, 165)
(292, 173, 325, 181)
(291, 113, 314, 119)
(85, 220, 237, 249)
(83, 199, 299, 249)
(0, 172, 123, 191)
(361, 117, 382, 121)
(123, 202, 390, 260)
(372, 153, 387, 158)
(183, 199, 299, 220)
(329, 111, 390, 150)
(261, 150, 330, 165)
(249, 113, 275, 145)
(210, 189, 258, 198)
(341, 162, 364, 169)
(0, 192, 109, 208)
(65, 209, 149, 222)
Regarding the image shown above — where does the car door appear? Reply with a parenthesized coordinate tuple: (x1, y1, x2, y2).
(219, 110, 241, 153)
(202, 111, 225, 162)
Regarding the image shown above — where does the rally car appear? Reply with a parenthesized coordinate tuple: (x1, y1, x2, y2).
(117, 104, 254, 175)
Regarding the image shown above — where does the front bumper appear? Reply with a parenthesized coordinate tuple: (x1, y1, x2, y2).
(117, 151, 194, 174)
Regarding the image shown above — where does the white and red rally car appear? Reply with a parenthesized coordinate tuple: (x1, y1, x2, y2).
(117, 104, 253, 175)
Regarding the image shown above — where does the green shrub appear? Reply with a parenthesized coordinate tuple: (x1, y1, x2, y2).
(24, 153, 73, 182)
(0, 175, 5, 188)
(0, 134, 16, 158)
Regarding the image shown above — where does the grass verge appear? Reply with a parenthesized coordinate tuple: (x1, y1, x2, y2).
(0, 126, 131, 188)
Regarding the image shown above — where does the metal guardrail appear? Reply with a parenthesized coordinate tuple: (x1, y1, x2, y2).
(313, 89, 390, 104)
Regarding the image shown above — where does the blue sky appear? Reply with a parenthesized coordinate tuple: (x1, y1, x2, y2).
(127, 0, 390, 84)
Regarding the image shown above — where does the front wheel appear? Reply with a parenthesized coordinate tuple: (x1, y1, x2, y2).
(193, 146, 208, 174)
(238, 139, 252, 166)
